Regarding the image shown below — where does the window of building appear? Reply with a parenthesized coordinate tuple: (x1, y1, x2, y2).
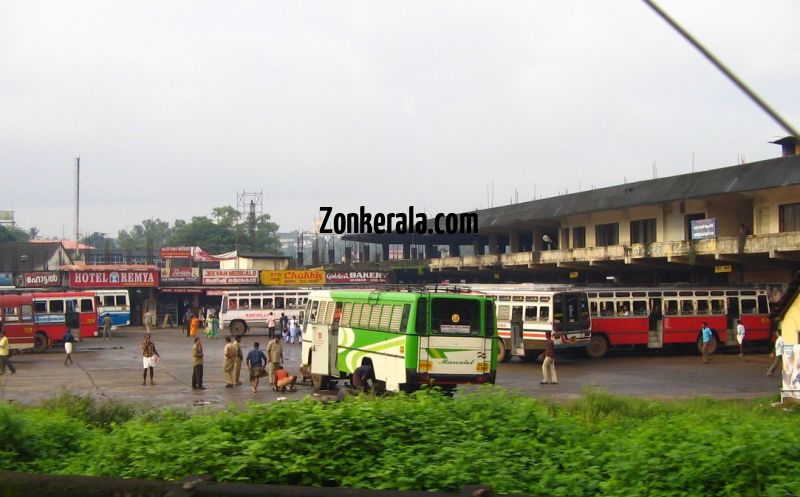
(595, 223, 619, 247)
(685, 213, 706, 240)
(779, 203, 800, 232)
(573, 227, 586, 248)
(630, 218, 657, 244)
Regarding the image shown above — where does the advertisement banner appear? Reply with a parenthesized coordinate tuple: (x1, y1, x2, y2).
(0, 272, 13, 286)
(160, 267, 201, 284)
(158, 288, 204, 294)
(782, 344, 800, 401)
(325, 271, 389, 284)
(260, 270, 325, 286)
(160, 246, 194, 258)
(69, 270, 160, 288)
(17, 271, 61, 288)
(691, 218, 717, 240)
(202, 269, 259, 285)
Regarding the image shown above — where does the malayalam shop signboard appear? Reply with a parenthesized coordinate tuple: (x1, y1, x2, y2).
(325, 271, 389, 284)
(202, 269, 259, 285)
(160, 267, 201, 284)
(69, 270, 159, 288)
(17, 271, 61, 288)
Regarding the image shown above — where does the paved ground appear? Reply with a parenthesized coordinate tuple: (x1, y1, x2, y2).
(0, 326, 781, 409)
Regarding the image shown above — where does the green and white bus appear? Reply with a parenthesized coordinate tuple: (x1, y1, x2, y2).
(301, 289, 497, 393)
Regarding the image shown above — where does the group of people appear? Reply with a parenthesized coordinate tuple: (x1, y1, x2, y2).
(183, 308, 220, 339)
(267, 312, 302, 344)
(187, 334, 297, 393)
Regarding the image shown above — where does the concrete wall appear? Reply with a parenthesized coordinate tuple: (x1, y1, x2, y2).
(754, 185, 800, 234)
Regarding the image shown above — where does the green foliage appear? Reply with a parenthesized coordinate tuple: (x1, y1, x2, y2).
(0, 225, 30, 242)
(2, 388, 799, 496)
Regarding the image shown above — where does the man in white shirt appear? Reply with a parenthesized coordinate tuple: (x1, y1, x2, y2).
(736, 319, 746, 356)
(767, 332, 784, 378)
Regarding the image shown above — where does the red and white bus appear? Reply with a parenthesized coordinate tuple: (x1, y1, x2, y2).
(0, 292, 99, 352)
(583, 287, 771, 358)
(451, 284, 591, 362)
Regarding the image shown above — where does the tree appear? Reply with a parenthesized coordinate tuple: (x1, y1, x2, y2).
(28, 227, 40, 240)
(167, 216, 233, 253)
(0, 225, 30, 242)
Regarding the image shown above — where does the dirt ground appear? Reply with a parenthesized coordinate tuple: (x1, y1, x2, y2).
(0, 325, 781, 409)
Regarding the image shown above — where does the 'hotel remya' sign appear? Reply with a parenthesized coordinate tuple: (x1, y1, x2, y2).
(69, 270, 160, 288)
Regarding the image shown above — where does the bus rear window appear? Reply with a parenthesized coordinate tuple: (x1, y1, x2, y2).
(431, 298, 480, 335)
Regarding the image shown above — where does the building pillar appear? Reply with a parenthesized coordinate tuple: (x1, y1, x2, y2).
(448, 244, 461, 257)
(509, 232, 521, 253)
(531, 227, 541, 252)
(425, 243, 436, 259)
(488, 235, 499, 255)
(473, 237, 485, 255)
(382, 243, 390, 261)
(402, 244, 411, 259)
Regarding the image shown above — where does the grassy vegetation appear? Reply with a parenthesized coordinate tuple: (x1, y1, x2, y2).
(1, 388, 798, 496)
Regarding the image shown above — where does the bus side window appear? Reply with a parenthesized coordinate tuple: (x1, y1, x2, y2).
(416, 298, 428, 335)
(309, 301, 320, 322)
(80, 298, 94, 312)
(275, 297, 285, 309)
(287, 298, 296, 309)
(757, 295, 769, 314)
(590, 301, 598, 317)
(21, 304, 33, 322)
(229, 299, 237, 310)
(263, 298, 273, 309)
(696, 300, 709, 315)
(711, 299, 724, 315)
(485, 300, 495, 336)
(525, 306, 537, 321)
(616, 301, 630, 316)
(104, 296, 115, 306)
(632, 300, 647, 316)
(680, 300, 694, 315)
(664, 300, 678, 315)
(50, 300, 65, 313)
(741, 299, 757, 314)
(117, 295, 128, 306)
(601, 301, 613, 317)
(540, 306, 550, 322)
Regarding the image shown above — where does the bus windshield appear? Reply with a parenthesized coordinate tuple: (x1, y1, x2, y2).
(431, 297, 482, 335)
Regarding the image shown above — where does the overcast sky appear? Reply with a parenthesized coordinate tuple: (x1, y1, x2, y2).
(1, 1, 798, 239)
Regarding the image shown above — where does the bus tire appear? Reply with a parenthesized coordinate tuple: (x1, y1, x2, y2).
(586, 335, 609, 359)
(697, 335, 718, 355)
(311, 373, 329, 391)
(229, 320, 247, 336)
(33, 332, 49, 353)
(497, 339, 510, 363)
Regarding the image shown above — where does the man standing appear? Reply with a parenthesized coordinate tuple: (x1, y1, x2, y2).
(266, 312, 276, 339)
(223, 336, 236, 388)
(266, 334, 283, 386)
(736, 319, 746, 356)
(63, 327, 76, 365)
(0, 328, 17, 375)
(767, 331, 784, 378)
(191, 337, 205, 390)
(701, 322, 713, 364)
(233, 335, 243, 386)
(102, 313, 113, 340)
(183, 309, 193, 337)
(539, 331, 557, 384)
(141, 334, 160, 385)
(144, 309, 155, 332)
(246, 342, 267, 393)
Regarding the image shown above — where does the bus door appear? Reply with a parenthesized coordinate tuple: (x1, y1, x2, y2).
(510, 306, 524, 357)
(416, 298, 430, 374)
(649, 298, 663, 332)
(65, 300, 80, 329)
(726, 297, 739, 330)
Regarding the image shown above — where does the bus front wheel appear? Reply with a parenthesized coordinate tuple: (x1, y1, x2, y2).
(311, 374, 330, 391)
(497, 340, 510, 363)
(229, 321, 247, 336)
(586, 335, 609, 359)
(33, 332, 49, 353)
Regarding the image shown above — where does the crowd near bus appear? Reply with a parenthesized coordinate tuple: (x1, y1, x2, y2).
(219, 290, 309, 335)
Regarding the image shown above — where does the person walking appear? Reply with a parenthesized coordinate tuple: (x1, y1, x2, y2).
(191, 337, 205, 390)
(266, 334, 283, 386)
(209, 312, 220, 339)
(144, 309, 156, 332)
(223, 336, 236, 388)
(233, 335, 243, 386)
(102, 313, 113, 340)
(266, 312, 276, 339)
(539, 331, 557, 384)
(63, 327, 76, 365)
(767, 331, 784, 378)
(701, 322, 713, 364)
(141, 333, 160, 385)
(289, 316, 300, 344)
(246, 342, 267, 393)
(736, 319, 746, 356)
(183, 309, 193, 337)
(0, 328, 17, 375)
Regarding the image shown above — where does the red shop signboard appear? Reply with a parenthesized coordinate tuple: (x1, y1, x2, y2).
(69, 270, 160, 288)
